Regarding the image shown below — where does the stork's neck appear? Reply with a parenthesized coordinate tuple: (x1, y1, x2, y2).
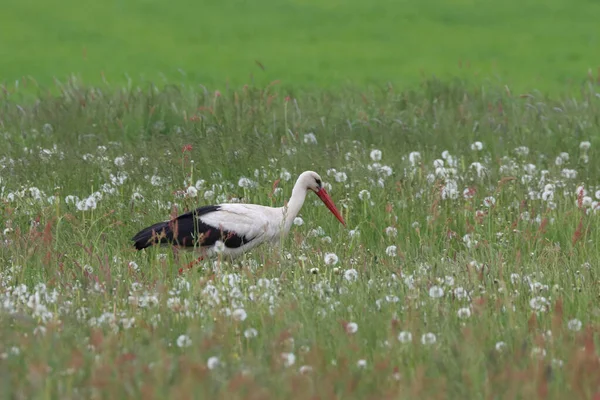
(282, 185, 308, 233)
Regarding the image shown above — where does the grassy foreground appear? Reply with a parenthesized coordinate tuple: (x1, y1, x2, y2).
(2, 0, 600, 93)
(2, 79, 600, 398)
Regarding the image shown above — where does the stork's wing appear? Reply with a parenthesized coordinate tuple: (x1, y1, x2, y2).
(132, 204, 274, 250)
(197, 204, 273, 248)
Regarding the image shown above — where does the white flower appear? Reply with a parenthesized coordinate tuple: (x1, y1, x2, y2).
(454, 287, 468, 299)
(303, 133, 317, 144)
(357, 359, 367, 368)
(483, 196, 496, 207)
(207, 356, 220, 370)
(281, 352, 296, 367)
(429, 286, 444, 299)
(495, 341, 507, 352)
(385, 245, 397, 257)
(408, 152, 421, 166)
(293, 217, 304, 226)
(529, 296, 549, 312)
(232, 308, 247, 321)
(470, 141, 483, 151)
(531, 347, 546, 360)
(280, 169, 292, 181)
(344, 269, 358, 282)
(358, 190, 371, 201)
(421, 333, 437, 345)
(580, 141, 591, 151)
(214, 240, 225, 254)
(397, 331, 412, 344)
(370, 149, 382, 161)
(114, 156, 126, 167)
(186, 186, 198, 197)
(299, 365, 313, 374)
(324, 253, 339, 265)
(334, 172, 347, 182)
(244, 328, 258, 338)
(385, 226, 398, 237)
(238, 177, 255, 188)
(346, 322, 358, 334)
(567, 318, 582, 331)
(441, 180, 459, 200)
(515, 146, 529, 156)
(204, 190, 215, 200)
(176, 334, 192, 348)
(457, 307, 471, 319)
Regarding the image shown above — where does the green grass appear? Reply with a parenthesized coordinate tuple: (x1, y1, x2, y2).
(2, 0, 600, 94)
(1, 79, 600, 398)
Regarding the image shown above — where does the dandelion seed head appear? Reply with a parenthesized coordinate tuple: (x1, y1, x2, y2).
(176, 335, 192, 348)
(324, 253, 339, 265)
(207, 356, 220, 370)
(370, 149, 382, 161)
(429, 286, 444, 299)
(421, 333, 437, 345)
(345, 322, 358, 334)
(567, 318, 582, 331)
(397, 331, 412, 343)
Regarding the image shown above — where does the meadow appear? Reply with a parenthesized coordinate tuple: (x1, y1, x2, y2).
(2, 0, 600, 94)
(1, 78, 600, 398)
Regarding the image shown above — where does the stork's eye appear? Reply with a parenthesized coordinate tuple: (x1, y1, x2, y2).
(315, 178, 322, 187)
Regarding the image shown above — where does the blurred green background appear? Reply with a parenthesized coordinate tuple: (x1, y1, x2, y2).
(2, 0, 599, 93)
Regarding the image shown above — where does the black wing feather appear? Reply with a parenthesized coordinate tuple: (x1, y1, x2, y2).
(132, 205, 253, 250)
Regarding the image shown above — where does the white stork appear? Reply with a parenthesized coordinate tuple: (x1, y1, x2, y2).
(132, 171, 346, 262)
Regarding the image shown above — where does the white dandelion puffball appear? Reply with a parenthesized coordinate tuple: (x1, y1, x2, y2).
(293, 217, 304, 226)
(207, 356, 220, 370)
(470, 141, 483, 151)
(385, 226, 398, 237)
(358, 190, 371, 201)
(303, 133, 317, 144)
(429, 286, 444, 299)
(324, 253, 339, 265)
(357, 359, 367, 368)
(232, 308, 247, 321)
(244, 328, 258, 338)
(397, 331, 412, 344)
(385, 245, 397, 257)
(281, 352, 296, 367)
(345, 322, 358, 334)
(370, 149, 382, 161)
(421, 333, 437, 345)
(186, 186, 198, 197)
(567, 318, 582, 331)
(457, 307, 471, 319)
(344, 269, 358, 282)
(176, 334, 192, 348)
(580, 141, 591, 151)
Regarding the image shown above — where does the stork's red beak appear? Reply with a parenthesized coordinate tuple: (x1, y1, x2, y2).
(316, 188, 346, 226)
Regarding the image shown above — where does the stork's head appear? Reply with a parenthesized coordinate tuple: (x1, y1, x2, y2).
(298, 170, 346, 226)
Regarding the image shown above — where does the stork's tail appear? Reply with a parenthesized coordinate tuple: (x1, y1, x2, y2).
(132, 221, 170, 250)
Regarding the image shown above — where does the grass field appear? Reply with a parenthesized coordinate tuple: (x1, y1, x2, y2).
(2, 0, 600, 93)
(1, 79, 600, 398)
